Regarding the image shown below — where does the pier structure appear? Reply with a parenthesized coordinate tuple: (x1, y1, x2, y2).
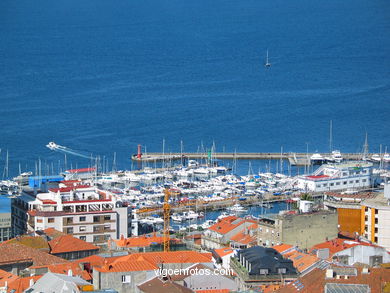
(131, 152, 366, 163)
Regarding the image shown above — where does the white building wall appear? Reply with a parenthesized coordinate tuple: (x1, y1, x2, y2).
(377, 209, 390, 251)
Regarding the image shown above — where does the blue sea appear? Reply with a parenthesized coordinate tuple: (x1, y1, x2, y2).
(0, 0, 389, 177)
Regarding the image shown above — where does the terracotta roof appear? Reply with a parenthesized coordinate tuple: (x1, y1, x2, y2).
(283, 251, 320, 274)
(0, 242, 68, 266)
(213, 247, 235, 258)
(0, 269, 18, 287)
(195, 289, 231, 293)
(272, 244, 294, 254)
(277, 267, 390, 293)
(208, 216, 245, 235)
(6, 236, 50, 251)
(138, 276, 193, 293)
(43, 228, 65, 239)
(73, 255, 107, 267)
(6, 276, 41, 293)
(114, 235, 166, 248)
(29, 262, 92, 281)
(49, 235, 99, 254)
(311, 238, 376, 258)
(95, 251, 212, 273)
(230, 230, 257, 245)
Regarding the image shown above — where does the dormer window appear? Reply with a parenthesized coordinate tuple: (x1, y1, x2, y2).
(278, 268, 287, 274)
(259, 269, 268, 275)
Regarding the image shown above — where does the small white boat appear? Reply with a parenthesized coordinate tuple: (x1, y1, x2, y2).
(371, 154, 381, 162)
(227, 204, 247, 213)
(310, 153, 325, 165)
(325, 150, 343, 163)
(217, 212, 235, 220)
(383, 153, 390, 163)
(46, 141, 58, 150)
(171, 213, 184, 222)
(201, 220, 215, 229)
(264, 49, 271, 68)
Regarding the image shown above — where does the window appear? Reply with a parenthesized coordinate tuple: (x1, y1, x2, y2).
(323, 184, 327, 187)
(66, 217, 73, 224)
(79, 226, 86, 232)
(362, 179, 367, 182)
(278, 268, 287, 274)
(349, 180, 353, 184)
(104, 215, 111, 221)
(259, 269, 268, 275)
(93, 216, 100, 223)
(48, 218, 55, 223)
(122, 275, 131, 283)
(37, 218, 43, 223)
(355, 180, 359, 183)
(375, 218, 378, 224)
(93, 226, 101, 232)
(104, 225, 111, 231)
(66, 227, 73, 234)
(330, 183, 334, 186)
(93, 236, 101, 242)
(79, 216, 86, 222)
(336, 182, 340, 185)
(79, 236, 86, 241)
(343, 181, 347, 185)
(104, 234, 111, 240)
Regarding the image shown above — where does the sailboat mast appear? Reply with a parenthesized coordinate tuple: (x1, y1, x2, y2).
(329, 120, 333, 153)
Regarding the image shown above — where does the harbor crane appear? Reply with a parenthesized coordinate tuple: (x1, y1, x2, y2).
(163, 188, 171, 252)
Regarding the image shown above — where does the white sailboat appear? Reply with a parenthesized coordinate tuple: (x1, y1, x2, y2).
(264, 50, 271, 68)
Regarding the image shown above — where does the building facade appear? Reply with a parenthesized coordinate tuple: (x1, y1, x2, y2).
(295, 162, 374, 192)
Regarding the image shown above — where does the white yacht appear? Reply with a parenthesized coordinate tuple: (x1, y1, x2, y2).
(227, 204, 247, 213)
(383, 153, 390, 163)
(371, 154, 381, 162)
(325, 150, 343, 163)
(310, 153, 325, 165)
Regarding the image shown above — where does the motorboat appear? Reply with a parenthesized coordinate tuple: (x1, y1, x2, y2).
(46, 141, 58, 150)
(201, 220, 215, 229)
(227, 204, 247, 213)
(310, 153, 325, 165)
(217, 212, 235, 220)
(383, 153, 390, 163)
(171, 213, 184, 222)
(325, 150, 343, 163)
(371, 154, 381, 162)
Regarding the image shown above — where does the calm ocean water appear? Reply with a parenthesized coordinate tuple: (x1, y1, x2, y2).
(0, 0, 389, 177)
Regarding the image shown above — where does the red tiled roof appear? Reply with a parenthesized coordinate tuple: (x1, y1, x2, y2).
(95, 251, 212, 273)
(65, 168, 96, 174)
(29, 262, 92, 281)
(277, 267, 390, 293)
(0, 269, 18, 287)
(213, 247, 235, 258)
(230, 228, 257, 245)
(7, 275, 42, 293)
(0, 242, 68, 266)
(73, 255, 106, 268)
(41, 199, 58, 205)
(272, 244, 294, 254)
(49, 235, 99, 254)
(114, 235, 165, 248)
(283, 251, 320, 274)
(208, 216, 244, 235)
(311, 238, 376, 258)
(195, 289, 231, 293)
(43, 228, 65, 238)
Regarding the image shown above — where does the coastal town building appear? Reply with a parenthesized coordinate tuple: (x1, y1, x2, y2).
(360, 180, 390, 251)
(230, 246, 298, 291)
(201, 216, 257, 250)
(92, 250, 212, 293)
(12, 183, 133, 248)
(323, 191, 376, 236)
(295, 161, 374, 192)
(257, 210, 338, 249)
(0, 196, 12, 243)
(276, 266, 390, 293)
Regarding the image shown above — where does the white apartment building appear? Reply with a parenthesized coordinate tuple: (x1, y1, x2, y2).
(12, 183, 133, 248)
(295, 161, 374, 192)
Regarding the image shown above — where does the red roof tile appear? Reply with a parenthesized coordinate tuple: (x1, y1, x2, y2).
(272, 244, 294, 254)
(209, 216, 245, 235)
(311, 238, 376, 258)
(29, 262, 92, 281)
(7, 276, 41, 293)
(283, 251, 320, 274)
(213, 247, 235, 258)
(0, 269, 18, 287)
(49, 235, 99, 254)
(95, 251, 212, 273)
(0, 242, 67, 266)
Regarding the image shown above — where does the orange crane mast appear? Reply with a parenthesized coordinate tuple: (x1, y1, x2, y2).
(163, 188, 171, 252)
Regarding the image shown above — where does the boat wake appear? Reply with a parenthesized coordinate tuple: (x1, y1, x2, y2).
(46, 142, 92, 159)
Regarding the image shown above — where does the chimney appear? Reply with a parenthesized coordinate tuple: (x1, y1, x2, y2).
(68, 269, 73, 277)
(362, 267, 370, 274)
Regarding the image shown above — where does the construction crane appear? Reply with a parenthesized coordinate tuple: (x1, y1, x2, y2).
(163, 188, 171, 252)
